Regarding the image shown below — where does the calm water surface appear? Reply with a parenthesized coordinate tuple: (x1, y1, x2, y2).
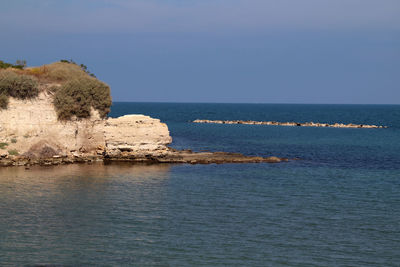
(1, 103, 399, 266)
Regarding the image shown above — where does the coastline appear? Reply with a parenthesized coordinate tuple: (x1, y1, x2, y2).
(0, 92, 288, 168)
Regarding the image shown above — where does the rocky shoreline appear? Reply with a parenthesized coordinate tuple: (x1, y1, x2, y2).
(193, 119, 387, 129)
(0, 148, 288, 167)
(0, 77, 289, 168)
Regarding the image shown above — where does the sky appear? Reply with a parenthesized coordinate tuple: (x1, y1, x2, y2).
(1, 0, 399, 104)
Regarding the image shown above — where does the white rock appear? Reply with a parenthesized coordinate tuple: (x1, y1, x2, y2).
(0, 92, 172, 158)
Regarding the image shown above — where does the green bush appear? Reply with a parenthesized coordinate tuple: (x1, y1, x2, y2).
(53, 77, 111, 120)
(0, 93, 8, 109)
(0, 142, 8, 149)
(0, 60, 25, 70)
(8, 149, 19, 156)
(0, 71, 39, 104)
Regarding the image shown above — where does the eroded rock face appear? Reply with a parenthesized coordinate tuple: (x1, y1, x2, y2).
(0, 93, 172, 159)
(104, 115, 172, 158)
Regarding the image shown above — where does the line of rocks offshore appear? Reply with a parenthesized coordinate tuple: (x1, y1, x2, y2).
(193, 119, 387, 129)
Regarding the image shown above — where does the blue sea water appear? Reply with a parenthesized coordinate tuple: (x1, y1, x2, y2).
(1, 103, 399, 266)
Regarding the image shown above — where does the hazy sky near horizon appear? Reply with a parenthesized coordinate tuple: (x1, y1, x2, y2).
(1, 0, 399, 104)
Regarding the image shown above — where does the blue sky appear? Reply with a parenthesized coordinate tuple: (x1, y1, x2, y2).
(1, 0, 399, 103)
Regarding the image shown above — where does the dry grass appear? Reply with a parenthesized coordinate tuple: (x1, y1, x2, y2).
(24, 62, 92, 82)
(8, 62, 93, 83)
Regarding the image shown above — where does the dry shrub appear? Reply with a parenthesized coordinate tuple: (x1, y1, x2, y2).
(53, 77, 111, 120)
(23, 140, 62, 159)
(25, 66, 47, 77)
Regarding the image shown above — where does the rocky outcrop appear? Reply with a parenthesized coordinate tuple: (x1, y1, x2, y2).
(193, 119, 387, 129)
(0, 93, 287, 166)
(104, 115, 172, 158)
(0, 92, 172, 164)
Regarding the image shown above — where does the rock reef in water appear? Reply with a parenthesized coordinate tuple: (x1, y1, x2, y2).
(0, 92, 286, 167)
(193, 119, 387, 129)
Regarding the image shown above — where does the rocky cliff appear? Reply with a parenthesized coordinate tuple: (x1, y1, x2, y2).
(0, 92, 172, 163)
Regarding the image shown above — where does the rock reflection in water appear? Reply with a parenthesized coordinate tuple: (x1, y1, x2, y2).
(0, 162, 171, 180)
(0, 163, 171, 266)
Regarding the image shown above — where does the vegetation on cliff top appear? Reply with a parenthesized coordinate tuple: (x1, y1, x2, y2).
(53, 77, 111, 120)
(0, 60, 26, 70)
(0, 70, 39, 108)
(0, 60, 111, 120)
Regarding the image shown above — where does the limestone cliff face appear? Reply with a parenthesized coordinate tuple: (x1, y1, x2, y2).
(104, 115, 172, 157)
(0, 93, 172, 158)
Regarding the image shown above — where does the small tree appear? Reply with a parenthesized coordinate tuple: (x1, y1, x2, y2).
(15, 59, 27, 69)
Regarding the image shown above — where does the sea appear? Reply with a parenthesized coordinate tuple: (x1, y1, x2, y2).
(1, 103, 399, 266)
